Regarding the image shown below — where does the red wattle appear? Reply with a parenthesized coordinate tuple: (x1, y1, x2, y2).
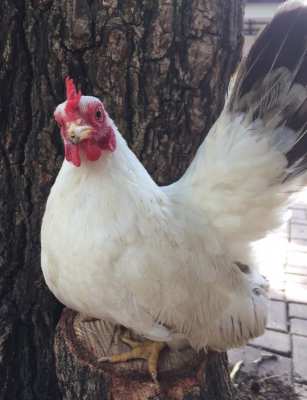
(82, 139, 102, 161)
(63, 127, 116, 167)
(64, 142, 81, 167)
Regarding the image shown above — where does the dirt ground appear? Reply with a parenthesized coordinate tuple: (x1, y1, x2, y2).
(234, 372, 299, 400)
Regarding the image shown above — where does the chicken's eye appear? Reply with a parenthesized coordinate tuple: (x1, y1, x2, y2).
(96, 110, 102, 120)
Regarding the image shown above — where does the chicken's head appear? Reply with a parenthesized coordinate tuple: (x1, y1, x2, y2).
(53, 77, 116, 167)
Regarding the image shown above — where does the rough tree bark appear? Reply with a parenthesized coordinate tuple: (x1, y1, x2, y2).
(0, 1, 243, 399)
(54, 310, 235, 400)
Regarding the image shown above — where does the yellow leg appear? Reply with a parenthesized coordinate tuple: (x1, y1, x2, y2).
(99, 334, 166, 383)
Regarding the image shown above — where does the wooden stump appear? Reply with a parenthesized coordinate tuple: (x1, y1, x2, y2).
(54, 308, 209, 400)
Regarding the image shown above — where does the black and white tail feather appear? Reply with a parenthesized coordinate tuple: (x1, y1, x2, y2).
(175, 0, 307, 265)
(230, 1, 307, 182)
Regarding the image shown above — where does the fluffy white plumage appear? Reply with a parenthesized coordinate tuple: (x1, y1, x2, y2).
(41, 121, 268, 350)
(41, 1, 307, 352)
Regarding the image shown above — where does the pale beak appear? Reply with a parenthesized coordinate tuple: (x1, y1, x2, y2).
(66, 122, 92, 144)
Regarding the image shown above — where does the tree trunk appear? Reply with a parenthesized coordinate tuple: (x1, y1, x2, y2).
(54, 309, 205, 400)
(54, 309, 234, 400)
(0, 1, 243, 399)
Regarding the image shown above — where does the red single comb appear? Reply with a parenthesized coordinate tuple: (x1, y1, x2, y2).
(65, 77, 82, 114)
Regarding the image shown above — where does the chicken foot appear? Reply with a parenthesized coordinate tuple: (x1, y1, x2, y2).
(99, 333, 166, 383)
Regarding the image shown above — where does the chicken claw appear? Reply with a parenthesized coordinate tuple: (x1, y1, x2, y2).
(99, 334, 166, 383)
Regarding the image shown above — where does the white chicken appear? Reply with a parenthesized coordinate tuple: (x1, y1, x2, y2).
(41, 1, 307, 382)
